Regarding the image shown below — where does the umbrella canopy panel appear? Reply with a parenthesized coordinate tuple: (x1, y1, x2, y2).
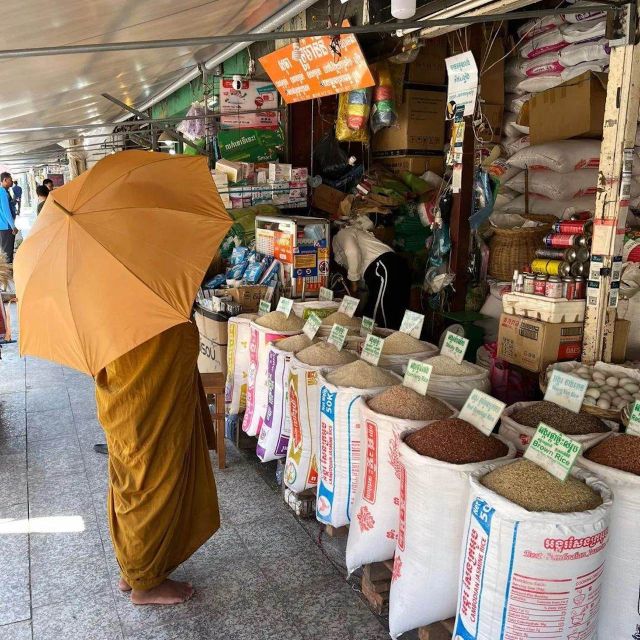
(0, 0, 295, 159)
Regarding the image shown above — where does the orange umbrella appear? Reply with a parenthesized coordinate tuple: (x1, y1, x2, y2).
(14, 150, 232, 376)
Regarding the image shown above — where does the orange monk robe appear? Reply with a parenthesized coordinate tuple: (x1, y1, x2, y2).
(95, 322, 220, 590)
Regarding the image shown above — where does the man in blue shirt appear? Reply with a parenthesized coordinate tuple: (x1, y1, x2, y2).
(0, 172, 17, 263)
(11, 181, 22, 215)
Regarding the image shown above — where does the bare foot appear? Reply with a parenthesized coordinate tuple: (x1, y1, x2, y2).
(131, 579, 194, 605)
(118, 577, 131, 592)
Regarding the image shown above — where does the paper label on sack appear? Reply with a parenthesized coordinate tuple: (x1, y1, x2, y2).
(544, 370, 588, 413)
(446, 52, 478, 117)
(458, 389, 506, 436)
(403, 360, 433, 396)
(524, 423, 582, 482)
(338, 295, 359, 318)
(327, 324, 348, 351)
(360, 316, 375, 337)
(626, 400, 640, 436)
(277, 297, 294, 317)
(361, 334, 384, 367)
(441, 331, 469, 364)
(399, 311, 425, 339)
(303, 313, 322, 340)
(258, 300, 271, 316)
(319, 287, 334, 301)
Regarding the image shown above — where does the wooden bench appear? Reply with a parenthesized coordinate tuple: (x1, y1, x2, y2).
(200, 372, 226, 470)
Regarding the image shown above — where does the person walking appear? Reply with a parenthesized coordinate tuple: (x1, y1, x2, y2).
(11, 180, 22, 215)
(36, 184, 49, 215)
(0, 173, 17, 263)
(43, 178, 54, 191)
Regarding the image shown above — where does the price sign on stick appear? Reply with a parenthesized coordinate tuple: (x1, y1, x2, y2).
(403, 360, 433, 396)
(303, 313, 322, 340)
(458, 389, 506, 436)
(626, 400, 640, 436)
(360, 316, 375, 337)
(400, 311, 425, 339)
(361, 334, 384, 366)
(338, 295, 359, 318)
(319, 287, 334, 301)
(440, 330, 469, 364)
(258, 299, 271, 316)
(544, 370, 588, 413)
(327, 324, 348, 351)
(524, 423, 582, 482)
(276, 297, 294, 317)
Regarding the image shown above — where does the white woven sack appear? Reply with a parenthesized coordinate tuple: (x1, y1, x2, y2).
(559, 39, 610, 65)
(515, 59, 609, 93)
(255, 344, 294, 462)
(561, 19, 606, 42)
(388, 432, 515, 637)
(242, 323, 301, 437)
(453, 464, 612, 640)
(346, 398, 457, 575)
(501, 135, 530, 157)
(225, 315, 256, 416)
(517, 15, 564, 40)
(424, 362, 490, 410)
(519, 29, 568, 59)
(505, 93, 531, 115)
(315, 370, 401, 528)
(578, 439, 640, 638)
(499, 400, 612, 454)
(508, 140, 601, 173)
(501, 193, 595, 216)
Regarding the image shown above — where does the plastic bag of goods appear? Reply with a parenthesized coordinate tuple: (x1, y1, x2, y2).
(256, 334, 315, 462)
(346, 388, 458, 574)
(292, 300, 340, 320)
(388, 420, 515, 637)
(579, 435, 640, 638)
(242, 311, 304, 436)
(317, 311, 362, 337)
(371, 61, 397, 134)
(284, 342, 359, 493)
(376, 331, 439, 374)
(418, 355, 491, 410)
(453, 460, 612, 640)
(225, 313, 257, 416)
(336, 89, 371, 143)
(500, 400, 612, 454)
(316, 361, 401, 527)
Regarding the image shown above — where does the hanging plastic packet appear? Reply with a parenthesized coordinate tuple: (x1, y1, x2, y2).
(371, 61, 397, 134)
(336, 89, 371, 143)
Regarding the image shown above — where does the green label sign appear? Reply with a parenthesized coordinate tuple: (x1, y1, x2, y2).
(524, 422, 582, 482)
(627, 400, 640, 436)
(258, 299, 271, 316)
(338, 295, 359, 318)
(319, 287, 334, 301)
(544, 370, 588, 414)
(403, 360, 433, 396)
(276, 297, 294, 317)
(360, 316, 375, 337)
(400, 311, 425, 339)
(458, 389, 506, 436)
(303, 313, 322, 340)
(440, 330, 469, 364)
(361, 334, 384, 367)
(327, 324, 348, 351)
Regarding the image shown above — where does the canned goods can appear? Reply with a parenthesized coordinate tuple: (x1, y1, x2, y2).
(534, 274, 547, 295)
(545, 276, 563, 298)
(534, 247, 577, 262)
(570, 261, 585, 276)
(563, 277, 576, 300)
(523, 273, 535, 294)
(531, 259, 560, 276)
(574, 276, 586, 299)
(575, 246, 590, 262)
(552, 220, 593, 235)
(543, 233, 579, 248)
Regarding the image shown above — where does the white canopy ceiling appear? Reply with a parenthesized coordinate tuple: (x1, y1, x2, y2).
(0, 0, 305, 166)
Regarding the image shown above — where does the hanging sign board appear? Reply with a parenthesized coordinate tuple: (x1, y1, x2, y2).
(259, 24, 374, 104)
(220, 80, 280, 129)
(445, 52, 478, 117)
(524, 423, 582, 482)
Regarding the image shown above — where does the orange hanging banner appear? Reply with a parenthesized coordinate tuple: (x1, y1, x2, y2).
(259, 28, 374, 104)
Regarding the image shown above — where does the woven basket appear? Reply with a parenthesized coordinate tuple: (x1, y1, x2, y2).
(488, 214, 554, 281)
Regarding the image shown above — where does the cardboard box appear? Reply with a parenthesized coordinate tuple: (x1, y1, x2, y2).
(270, 180, 290, 205)
(529, 72, 607, 145)
(215, 159, 244, 183)
(480, 103, 504, 144)
(377, 155, 445, 176)
(372, 87, 447, 157)
(291, 167, 309, 181)
(194, 306, 228, 375)
(215, 285, 267, 313)
(497, 313, 583, 372)
(312, 184, 345, 217)
(268, 162, 292, 182)
(612, 318, 630, 364)
(405, 36, 447, 85)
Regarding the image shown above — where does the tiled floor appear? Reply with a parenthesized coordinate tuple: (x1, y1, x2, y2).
(0, 334, 393, 640)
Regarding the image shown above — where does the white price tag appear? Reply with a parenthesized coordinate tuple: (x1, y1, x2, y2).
(360, 316, 375, 337)
(258, 299, 271, 316)
(361, 334, 384, 367)
(327, 324, 348, 351)
(458, 389, 506, 436)
(626, 400, 640, 437)
(303, 313, 322, 340)
(440, 330, 469, 364)
(544, 370, 588, 414)
(276, 297, 294, 317)
(399, 311, 425, 339)
(319, 287, 334, 301)
(338, 295, 359, 318)
(524, 422, 582, 482)
(403, 360, 433, 396)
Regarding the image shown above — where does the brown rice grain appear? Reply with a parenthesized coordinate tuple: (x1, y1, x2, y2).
(585, 435, 640, 476)
(367, 385, 454, 420)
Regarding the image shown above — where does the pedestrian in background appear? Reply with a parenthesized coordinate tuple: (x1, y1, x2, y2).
(11, 180, 22, 215)
(43, 178, 54, 191)
(0, 173, 17, 263)
(36, 184, 49, 215)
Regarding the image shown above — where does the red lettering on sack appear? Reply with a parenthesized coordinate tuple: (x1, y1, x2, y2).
(363, 421, 378, 504)
(397, 464, 407, 551)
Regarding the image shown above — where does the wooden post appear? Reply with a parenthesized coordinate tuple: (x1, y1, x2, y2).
(581, 39, 640, 363)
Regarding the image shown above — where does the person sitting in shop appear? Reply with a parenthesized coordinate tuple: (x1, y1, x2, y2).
(43, 178, 54, 191)
(332, 218, 410, 330)
(36, 184, 49, 215)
